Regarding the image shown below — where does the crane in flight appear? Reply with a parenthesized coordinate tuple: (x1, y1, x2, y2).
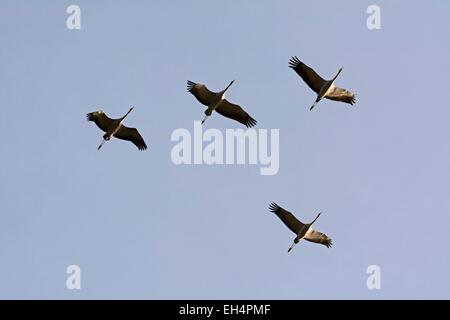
(187, 80, 257, 128)
(269, 202, 332, 252)
(289, 56, 356, 110)
(86, 107, 147, 151)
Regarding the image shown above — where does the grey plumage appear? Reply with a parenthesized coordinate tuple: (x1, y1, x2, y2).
(87, 108, 147, 151)
(269, 202, 332, 252)
(289, 56, 356, 110)
(187, 80, 257, 128)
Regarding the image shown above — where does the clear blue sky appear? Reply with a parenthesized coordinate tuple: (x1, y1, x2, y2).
(1, 1, 449, 299)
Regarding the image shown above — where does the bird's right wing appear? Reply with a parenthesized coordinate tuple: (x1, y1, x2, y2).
(304, 230, 333, 248)
(215, 100, 257, 128)
(187, 81, 216, 106)
(269, 202, 304, 235)
(114, 125, 148, 151)
(289, 56, 326, 93)
(325, 87, 356, 105)
(86, 111, 114, 133)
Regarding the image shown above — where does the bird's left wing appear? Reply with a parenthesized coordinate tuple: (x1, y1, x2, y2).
(304, 229, 333, 248)
(114, 126, 148, 150)
(289, 56, 326, 93)
(215, 100, 257, 128)
(86, 111, 114, 133)
(187, 81, 216, 106)
(325, 87, 356, 105)
(269, 202, 304, 235)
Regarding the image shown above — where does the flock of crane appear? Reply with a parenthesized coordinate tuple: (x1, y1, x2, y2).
(87, 57, 356, 252)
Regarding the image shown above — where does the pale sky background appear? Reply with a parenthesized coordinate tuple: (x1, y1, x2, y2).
(1, 1, 449, 299)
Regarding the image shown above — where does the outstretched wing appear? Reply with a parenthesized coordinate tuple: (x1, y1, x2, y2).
(304, 229, 333, 248)
(269, 202, 304, 235)
(114, 125, 147, 150)
(326, 87, 356, 105)
(289, 56, 326, 93)
(215, 100, 257, 128)
(86, 111, 114, 133)
(187, 80, 216, 106)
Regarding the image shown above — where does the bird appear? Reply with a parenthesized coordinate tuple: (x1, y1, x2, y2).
(187, 80, 257, 128)
(269, 202, 332, 252)
(86, 107, 147, 151)
(289, 56, 356, 110)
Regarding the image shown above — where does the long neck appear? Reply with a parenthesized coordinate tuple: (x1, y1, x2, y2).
(120, 108, 133, 122)
(221, 80, 234, 95)
(310, 212, 322, 225)
(332, 69, 342, 81)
